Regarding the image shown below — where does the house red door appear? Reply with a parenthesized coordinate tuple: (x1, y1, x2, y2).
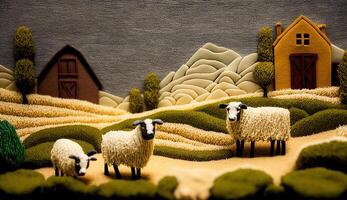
(290, 53, 317, 89)
(58, 58, 78, 99)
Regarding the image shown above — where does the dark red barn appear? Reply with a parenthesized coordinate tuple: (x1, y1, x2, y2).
(37, 45, 102, 104)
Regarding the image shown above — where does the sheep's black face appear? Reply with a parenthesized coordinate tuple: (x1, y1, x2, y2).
(69, 151, 97, 176)
(219, 102, 247, 123)
(133, 119, 164, 140)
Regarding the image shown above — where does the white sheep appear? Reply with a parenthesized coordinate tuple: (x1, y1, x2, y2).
(51, 139, 97, 177)
(219, 102, 290, 157)
(102, 118, 163, 179)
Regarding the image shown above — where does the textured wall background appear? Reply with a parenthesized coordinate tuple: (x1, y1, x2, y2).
(0, 0, 346, 96)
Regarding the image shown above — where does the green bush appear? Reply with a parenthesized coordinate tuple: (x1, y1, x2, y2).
(254, 62, 275, 97)
(257, 26, 273, 62)
(97, 179, 157, 199)
(157, 176, 178, 200)
(144, 72, 160, 110)
(338, 50, 347, 104)
(129, 88, 144, 113)
(210, 169, 273, 200)
(102, 110, 227, 134)
(296, 141, 347, 173)
(23, 125, 102, 152)
(281, 167, 347, 200)
(0, 120, 25, 173)
(13, 26, 35, 62)
(291, 109, 347, 137)
(154, 146, 232, 161)
(14, 59, 36, 104)
(0, 169, 44, 199)
(289, 107, 309, 125)
(263, 184, 286, 200)
(23, 140, 95, 169)
(42, 176, 97, 200)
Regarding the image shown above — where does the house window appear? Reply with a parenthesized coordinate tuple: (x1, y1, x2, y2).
(304, 33, 310, 45)
(296, 33, 310, 46)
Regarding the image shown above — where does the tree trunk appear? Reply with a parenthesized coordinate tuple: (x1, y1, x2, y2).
(22, 93, 28, 104)
(263, 86, 268, 98)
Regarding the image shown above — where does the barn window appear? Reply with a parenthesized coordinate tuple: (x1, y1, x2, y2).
(59, 59, 77, 76)
(304, 33, 310, 45)
(296, 33, 302, 45)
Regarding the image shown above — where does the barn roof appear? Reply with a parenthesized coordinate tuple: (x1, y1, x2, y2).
(273, 15, 331, 46)
(38, 45, 103, 90)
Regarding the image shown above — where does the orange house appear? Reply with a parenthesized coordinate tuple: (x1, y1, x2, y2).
(273, 15, 331, 90)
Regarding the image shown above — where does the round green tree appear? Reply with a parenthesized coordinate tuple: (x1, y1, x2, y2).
(14, 59, 36, 104)
(129, 88, 144, 113)
(338, 50, 347, 104)
(0, 120, 25, 173)
(257, 26, 273, 62)
(144, 72, 160, 110)
(254, 62, 274, 97)
(14, 26, 35, 62)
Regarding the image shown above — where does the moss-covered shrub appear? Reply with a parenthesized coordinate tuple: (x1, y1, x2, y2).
(144, 72, 160, 110)
(129, 87, 144, 113)
(23, 140, 95, 169)
(13, 59, 36, 104)
(254, 62, 275, 97)
(291, 109, 347, 137)
(263, 184, 286, 200)
(0, 169, 44, 200)
(296, 141, 347, 173)
(338, 50, 347, 104)
(257, 26, 273, 62)
(157, 176, 178, 200)
(210, 169, 273, 200)
(0, 120, 25, 173)
(102, 110, 227, 134)
(97, 179, 157, 199)
(281, 167, 347, 200)
(42, 176, 97, 200)
(289, 107, 309, 125)
(154, 146, 232, 161)
(13, 26, 35, 62)
(23, 125, 102, 152)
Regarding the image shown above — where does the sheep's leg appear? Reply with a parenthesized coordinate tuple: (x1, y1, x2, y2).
(104, 163, 109, 176)
(113, 164, 122, 179)
(240, 140, 245, 157)
(270, 140, 275, 156)
(236, 140, 240, 157)
(54, 167, 59, 176)
(250, 141, 255, 158)
(276, 140, 281, 155)
(131, 167, 136, 179)
(281, 141, 286, 155)
(136, 168, 141, 179)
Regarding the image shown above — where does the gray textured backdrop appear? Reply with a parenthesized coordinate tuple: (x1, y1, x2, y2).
(0, 0, 346, 96)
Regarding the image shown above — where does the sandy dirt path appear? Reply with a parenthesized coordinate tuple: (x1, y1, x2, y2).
(36, 130, 343, 199)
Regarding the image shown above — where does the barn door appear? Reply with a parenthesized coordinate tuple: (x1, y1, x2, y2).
(290, 54, 317, 89)
(58, 58, 78, 99)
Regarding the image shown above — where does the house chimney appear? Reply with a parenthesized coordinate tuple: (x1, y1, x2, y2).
(318, 24, 327, 35)
(275, 22, 283, 39)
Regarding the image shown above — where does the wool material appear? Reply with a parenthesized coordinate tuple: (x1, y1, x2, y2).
(51, 139, 86, 177)
(226, 106, 290, 141)
(102, 125, 154, 168)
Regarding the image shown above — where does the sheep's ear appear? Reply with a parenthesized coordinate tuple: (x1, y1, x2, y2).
(87, 150, 97, 157)
(89, 157, 97, 161)
(133, 120, 144, 126)
(219, 104, 228, 109)
(240, 103, 248, 109)
(153, 119, 164, 125)
(69, 155, 80, 163)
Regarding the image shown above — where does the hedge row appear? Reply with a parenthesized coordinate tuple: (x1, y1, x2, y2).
(296, 140, 347, 173)
(210, 168, 347, 200)
(0, 169, 178, 200)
